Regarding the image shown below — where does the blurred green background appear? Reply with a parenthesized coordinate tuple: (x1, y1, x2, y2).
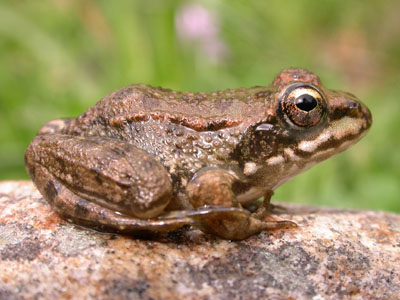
(1, 0, 399, 212)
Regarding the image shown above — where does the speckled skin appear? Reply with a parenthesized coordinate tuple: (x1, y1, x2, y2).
(25, 68, 372, 240)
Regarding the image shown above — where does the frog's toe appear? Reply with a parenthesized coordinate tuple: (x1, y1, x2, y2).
(268, 203, 289, 213)
(261, 219, 298, 229)
(253, 203, 289, 219)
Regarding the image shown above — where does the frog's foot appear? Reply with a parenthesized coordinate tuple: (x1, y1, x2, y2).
(184, 206, 297, 240)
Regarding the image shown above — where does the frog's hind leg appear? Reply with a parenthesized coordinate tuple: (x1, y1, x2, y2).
(186, 168, 297, 240)
(26, 161, 251, 234)
(26, 149, 193, 233)
(25, 134, 182, 233)
(39, 172, 195, 233)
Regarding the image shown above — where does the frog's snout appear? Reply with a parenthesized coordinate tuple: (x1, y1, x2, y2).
(348, 99, 372, 130)
(332, 91, 372, 132)
(361, 102, 372, 129)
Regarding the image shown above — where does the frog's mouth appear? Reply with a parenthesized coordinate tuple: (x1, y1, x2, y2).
(296, 115, 371, 155)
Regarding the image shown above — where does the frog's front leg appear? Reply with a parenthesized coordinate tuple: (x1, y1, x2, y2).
(251, 190, 287, 218)
(186, 168, 296, 240)
(25, 134, 195, 233)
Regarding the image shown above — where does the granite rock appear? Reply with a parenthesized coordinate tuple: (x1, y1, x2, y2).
(0, 180, 399, 300)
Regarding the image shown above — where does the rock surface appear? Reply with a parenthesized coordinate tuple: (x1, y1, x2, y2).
(0, 180, 399, 300)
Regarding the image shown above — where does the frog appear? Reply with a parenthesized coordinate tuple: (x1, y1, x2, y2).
(25, 68, 372, 240)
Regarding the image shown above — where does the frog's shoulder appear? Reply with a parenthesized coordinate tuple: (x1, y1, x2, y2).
(79, 84, 272, 132)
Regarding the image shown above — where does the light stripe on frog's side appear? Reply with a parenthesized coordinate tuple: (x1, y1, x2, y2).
(265, 115, 369, 169)
(297, 116, 369, 153)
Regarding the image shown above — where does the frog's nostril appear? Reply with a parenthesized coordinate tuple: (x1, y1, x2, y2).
(348, 101, 361, 110)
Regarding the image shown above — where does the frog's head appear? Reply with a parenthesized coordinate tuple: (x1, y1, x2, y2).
(244, 68, 372, 189)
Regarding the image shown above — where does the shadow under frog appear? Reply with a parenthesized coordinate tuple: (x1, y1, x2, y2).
(25, 68, 372, 240)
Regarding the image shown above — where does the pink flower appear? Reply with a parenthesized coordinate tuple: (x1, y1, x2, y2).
(175, 3, 227, 62)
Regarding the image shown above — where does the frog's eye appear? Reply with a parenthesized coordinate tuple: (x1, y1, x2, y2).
(279, 84, 326, 128)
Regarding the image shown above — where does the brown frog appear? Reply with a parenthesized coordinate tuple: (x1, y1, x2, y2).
(25, 68, 372, 240)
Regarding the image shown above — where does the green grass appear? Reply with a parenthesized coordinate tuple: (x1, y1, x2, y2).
(1, 0, 399, 212)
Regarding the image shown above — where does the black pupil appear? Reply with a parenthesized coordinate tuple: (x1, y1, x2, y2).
(295, 94, 317, 111)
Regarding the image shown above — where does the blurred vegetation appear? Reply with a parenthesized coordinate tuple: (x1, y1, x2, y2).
(0, 0, 399, 212)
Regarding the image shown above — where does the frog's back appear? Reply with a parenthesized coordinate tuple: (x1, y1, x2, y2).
(68, 84, 271, 134)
